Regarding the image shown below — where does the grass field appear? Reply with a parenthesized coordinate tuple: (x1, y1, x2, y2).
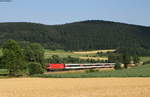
(33, 63, 150, 78)
(44, 49, 112, 60)
(140, 57, 150, 62)
(0, 78, 150, 97)
(0, 69, 8, 75)
(44, 50, 87, 58)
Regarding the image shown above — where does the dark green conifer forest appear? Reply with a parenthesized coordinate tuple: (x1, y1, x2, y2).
(0, 20, 150, 51)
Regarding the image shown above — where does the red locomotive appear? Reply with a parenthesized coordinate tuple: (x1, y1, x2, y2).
(46, 63, 115, 71)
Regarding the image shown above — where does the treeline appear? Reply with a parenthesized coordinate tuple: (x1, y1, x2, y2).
(0, 40, 45, 76)
(116, 47, 150, 56)
(0, 20, 150, 51)
(108, 47, 141, 69)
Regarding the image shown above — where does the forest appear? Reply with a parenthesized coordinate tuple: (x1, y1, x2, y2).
(0, 20, 150, 51)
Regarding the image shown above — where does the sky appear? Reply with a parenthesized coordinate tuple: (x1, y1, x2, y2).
(0, 0, 150, 26)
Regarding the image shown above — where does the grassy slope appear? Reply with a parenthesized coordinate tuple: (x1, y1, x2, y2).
(44, 50, 87, 58)
(0, 69, 9, 75)
(44, 49, 110, 59)
(141, 57, 150, 62)
(33, 63, 150, 78)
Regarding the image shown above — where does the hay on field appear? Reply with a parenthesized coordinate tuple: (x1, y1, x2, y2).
(80, 57, 108, 60)
(73, 49, 115, 54)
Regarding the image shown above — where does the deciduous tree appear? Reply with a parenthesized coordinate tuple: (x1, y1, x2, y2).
(2, 40, 26, 76)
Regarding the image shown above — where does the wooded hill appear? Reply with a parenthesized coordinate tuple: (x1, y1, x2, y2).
(0, 20, 150, 50)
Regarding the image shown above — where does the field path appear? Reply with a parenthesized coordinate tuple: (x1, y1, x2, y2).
(0, 78, 150, 97)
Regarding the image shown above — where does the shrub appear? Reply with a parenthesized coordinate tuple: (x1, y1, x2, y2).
(28, 62, 44, 75)
(114, 63, 122, 70)
(143, 61, 150, 65)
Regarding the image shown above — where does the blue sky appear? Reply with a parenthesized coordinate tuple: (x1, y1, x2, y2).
(0, 0, 150, 26)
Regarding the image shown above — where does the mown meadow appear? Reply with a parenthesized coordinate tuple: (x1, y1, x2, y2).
(44, 49, 111, 59)
(33, 62, 150, 78)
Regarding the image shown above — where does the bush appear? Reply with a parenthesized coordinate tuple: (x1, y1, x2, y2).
(28, 62, 44, 75)
(48, 55, 62, 63)
(143, 61, 150, 65)
(114, 63, 122, 70)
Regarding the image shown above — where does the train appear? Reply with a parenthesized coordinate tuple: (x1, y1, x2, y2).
(46, 63, 115, 71)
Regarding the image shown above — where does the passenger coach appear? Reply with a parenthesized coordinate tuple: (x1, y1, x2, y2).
(46, 63, 115, 71)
